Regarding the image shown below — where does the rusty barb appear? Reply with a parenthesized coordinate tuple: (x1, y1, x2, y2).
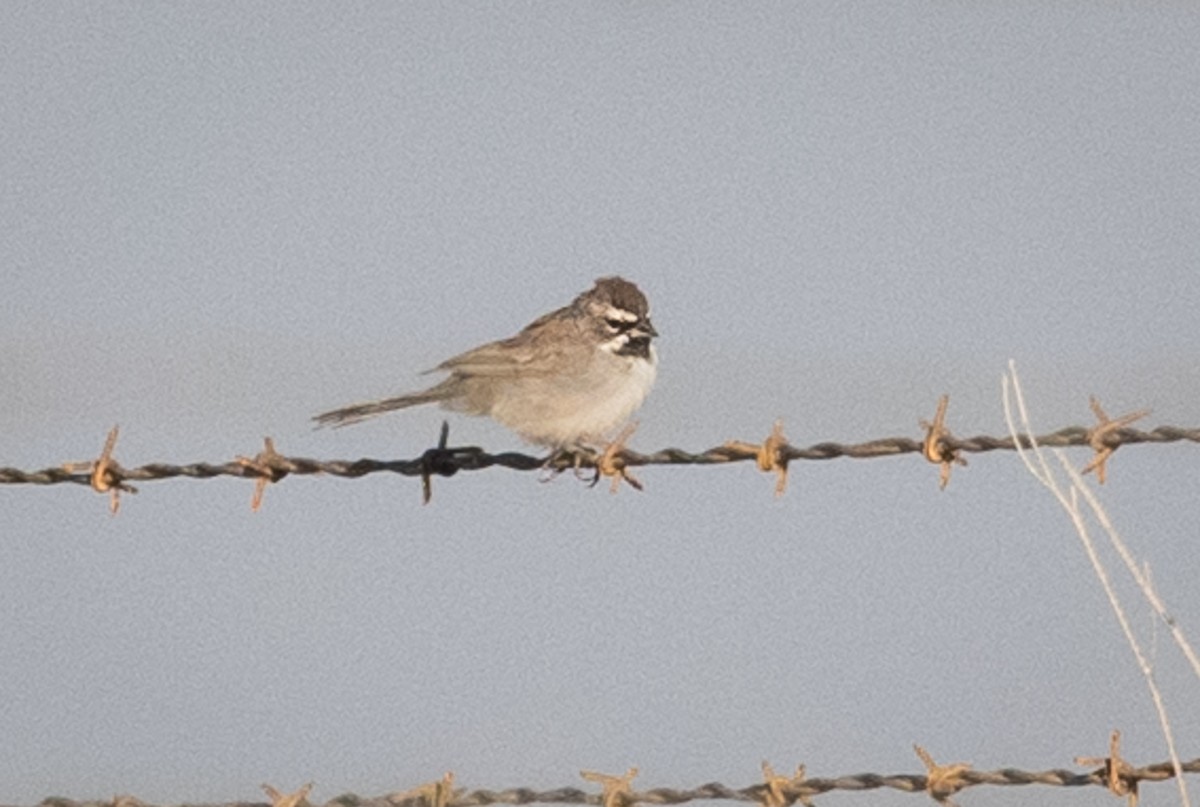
(236, 436, 288, 512)
(4, 398, 1197, 510)
(60, 425, 138, 514)
(913, 745, 973, 806)
(581, 768, 639, 807)
(261, 783, 314, 807)
(725, 420, 791, 497)
(387, 772, 460, 807)
(759, 761, 812, 807)
(1075, 730, 1142, 807)
(920, 395, 967, 490)
(1082, 397, 1151, 485)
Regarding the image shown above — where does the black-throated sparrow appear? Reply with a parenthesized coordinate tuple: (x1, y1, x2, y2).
(314, 277, 658, 448)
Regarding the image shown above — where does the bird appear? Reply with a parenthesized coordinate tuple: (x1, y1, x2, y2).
(313, 276, 658, 449)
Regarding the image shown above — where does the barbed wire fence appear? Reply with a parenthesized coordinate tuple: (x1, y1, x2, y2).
(2, 396, 1197, 510)
(8, 738, 1199, 807)
(5, 396, 1199, 805)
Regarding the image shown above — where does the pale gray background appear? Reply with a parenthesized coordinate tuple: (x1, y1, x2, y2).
(2, 3, 1199, 807)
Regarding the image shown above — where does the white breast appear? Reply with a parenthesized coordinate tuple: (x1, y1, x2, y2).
(488, 346, 658, 447)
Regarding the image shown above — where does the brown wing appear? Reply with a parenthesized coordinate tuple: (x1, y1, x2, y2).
(431, 305, 577, 378)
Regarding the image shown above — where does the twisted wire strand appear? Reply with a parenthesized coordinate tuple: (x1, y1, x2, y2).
(1, 425, 1197, 489)
(10, 757, 1200, 807)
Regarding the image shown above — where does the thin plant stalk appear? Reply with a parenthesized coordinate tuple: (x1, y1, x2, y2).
(1002, 361, 1190, 807)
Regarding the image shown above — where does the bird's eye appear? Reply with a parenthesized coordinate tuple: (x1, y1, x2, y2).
(605, 317, 631, 331)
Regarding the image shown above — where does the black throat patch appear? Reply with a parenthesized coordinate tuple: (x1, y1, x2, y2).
(617, 336, 652, 360)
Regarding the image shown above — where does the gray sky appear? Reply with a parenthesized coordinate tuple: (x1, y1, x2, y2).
(3, 4, 1199, 807)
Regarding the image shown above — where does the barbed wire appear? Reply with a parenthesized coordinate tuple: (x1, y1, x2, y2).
(1, 396, 1197, 507)
(10, 742, 1200, 807)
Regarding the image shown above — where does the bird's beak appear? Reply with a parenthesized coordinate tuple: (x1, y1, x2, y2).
(640, 319, 659, 338)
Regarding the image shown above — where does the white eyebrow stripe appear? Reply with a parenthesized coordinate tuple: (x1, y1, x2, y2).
(603, 306, 640, 322)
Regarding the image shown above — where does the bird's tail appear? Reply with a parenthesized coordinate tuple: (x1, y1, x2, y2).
(313, 383, 455, 428)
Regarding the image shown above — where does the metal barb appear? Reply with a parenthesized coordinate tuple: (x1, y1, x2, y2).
(236, 436, 287, 512)
(914, 744, 972, 806)
(261, 783, 314, 807)
(60, 425, 138, 514)
(1076, 730, 1141, 807)
(920, 395, 968, 490)
(581, 768, 638, 807)
(1082, 397, 1151, 484)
